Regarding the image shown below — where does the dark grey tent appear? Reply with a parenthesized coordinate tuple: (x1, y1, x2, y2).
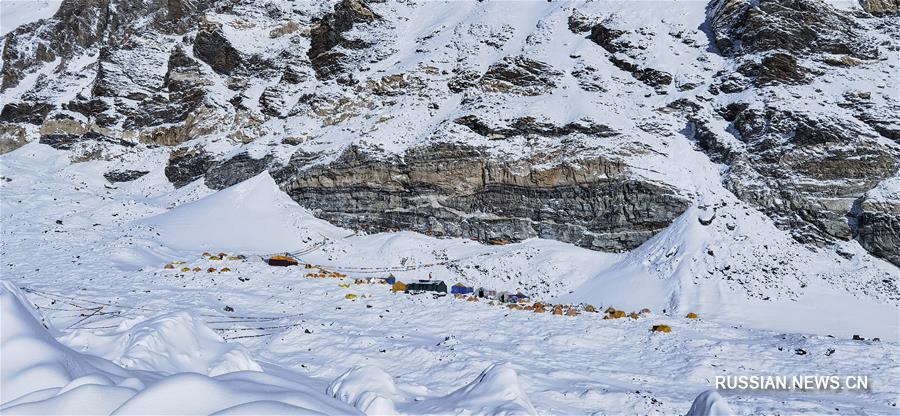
(405, 280, 447, 294)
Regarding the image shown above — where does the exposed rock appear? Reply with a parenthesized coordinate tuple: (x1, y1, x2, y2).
(608, 56, 672, 88)
(204, 153, 273, 190)
(447, 69, 481, 93)
(860, 0, 899, 15)
(715, 105, 900, 245)
(307, 0, 380, 80)
(39, 132, 134, 151)
(849, 194, 900, 266)
(686, 119, 736, 164)
(454, 116, 618, 140)
(280, 143, 690, 252)
(1, 102, 54, 125)
(164, 46, 204, 90)
(165, 148, 214, 188)
(708, 0, 878, 59)
(0, 124, 28, 154)
(567, 10, 596, 33)
(104, 170, 149, 183)
(589, 22, 627, 53)
(479, 56, 562, 96)
(738, 52, 812, 86)
(193, 20, 244, 75)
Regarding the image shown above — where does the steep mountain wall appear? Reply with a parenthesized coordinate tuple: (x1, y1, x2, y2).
(1, 0, 897, 265)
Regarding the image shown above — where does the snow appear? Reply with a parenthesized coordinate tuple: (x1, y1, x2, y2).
(685, 390, 735, 416)
(1, 0, 898, 413)
(2, 147, 898, 414)
(60, 311, 263, 376)
(0, 0, 61, 36)
(0, 282, 361, 415)
(141, 172, 338, 253)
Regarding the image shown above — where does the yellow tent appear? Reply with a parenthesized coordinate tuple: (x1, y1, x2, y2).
(164, 263, 175, 269)
(192, 267, 202, 272)
(651, 324, 672, 333)
(345, 293, 358, 300)
(220, 267, 232, 273)
(685, 312, 699, 319)
(181, 267, 191, 272)
(391, 281, 407, 292)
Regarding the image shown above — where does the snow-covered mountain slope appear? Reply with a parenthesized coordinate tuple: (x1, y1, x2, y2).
(1, 0, 896, 317)
(1, 144, 898, 414)
(0, 1, 898, 413)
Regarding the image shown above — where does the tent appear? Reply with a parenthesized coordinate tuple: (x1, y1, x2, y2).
(267, 255, 298, 267)
(476, 287, 496, 299)
(450, 283, 473, 295)
(391, 281, 407, 292)
(382, 275, 396, 285)
(405, 280, 447, 294)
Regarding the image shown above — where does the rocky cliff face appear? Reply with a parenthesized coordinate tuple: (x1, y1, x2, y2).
(279, 143, 689, 251)
(1, 0, 898, 267)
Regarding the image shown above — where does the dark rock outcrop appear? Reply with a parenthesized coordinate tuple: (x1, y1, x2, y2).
(0, 102, 54, 125)
(478, 56, 562, 96)
(39, 132, 134, 150)
(193, 21, 243, 75)
(204, 153, 273, 190)
(849, 195, 900, 266)
(589, 22, 628, 53)
(454, 116, 618, 140)
(711, 105, 900, 245)
(104, 170, 149, 182)
(708, 0, 878, 59)
(165, 148, 214, 188)
(280, 143, 690, 251)
(738, 53, 812, 86)
(608, 56, 673, 88)
(307, 0, 380, 80)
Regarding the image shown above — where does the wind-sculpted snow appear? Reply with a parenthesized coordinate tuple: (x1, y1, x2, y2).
(0, 283, 360, 415)
(685, 390, 735, 416)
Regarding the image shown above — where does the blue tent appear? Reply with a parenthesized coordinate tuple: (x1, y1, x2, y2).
(451, 283, 473, 294)
(382, 276, 396, 285)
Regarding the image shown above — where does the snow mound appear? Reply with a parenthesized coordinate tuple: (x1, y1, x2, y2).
(685, 390, 734, 416)
(0, 283, 129, 406)
(142, 172, 333, 253)
(560, 201, 900, 340)
(428, 363, 537, 416)
(61, 311, 262, 376)
(328, 366, 400, 415)
(0, 281, 359, 415)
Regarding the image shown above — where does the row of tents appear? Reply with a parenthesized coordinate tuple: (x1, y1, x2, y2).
(388, 278, 531, 304)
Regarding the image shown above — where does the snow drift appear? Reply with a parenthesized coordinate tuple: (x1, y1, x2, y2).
(60, 311, 262, 376)
(0, 281, 359, 415)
